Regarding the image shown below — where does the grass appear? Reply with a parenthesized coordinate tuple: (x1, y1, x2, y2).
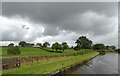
(3, 50, 99, 74)
(1, 47, 78, 58)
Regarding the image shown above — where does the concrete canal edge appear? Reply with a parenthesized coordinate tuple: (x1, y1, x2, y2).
(50, 54, 99, 76)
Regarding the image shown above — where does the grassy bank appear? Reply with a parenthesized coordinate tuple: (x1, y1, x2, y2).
(3, 50, 99, 74)
(2, 47, 78, 58)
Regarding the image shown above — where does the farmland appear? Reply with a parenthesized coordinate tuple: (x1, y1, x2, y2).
(2, 47, 79, 58)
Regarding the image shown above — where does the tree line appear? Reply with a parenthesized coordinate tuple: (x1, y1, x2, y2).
(7, 36, 117, 55)
(74, 36, 116, 51)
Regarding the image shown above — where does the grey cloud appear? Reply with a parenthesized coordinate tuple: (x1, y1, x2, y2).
(2, 2, 117, 36)
(1, 2, 118, 47)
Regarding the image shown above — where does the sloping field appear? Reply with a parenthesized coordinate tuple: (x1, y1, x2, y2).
(3, 51, 99, 74)
(2, 47, 78, 58)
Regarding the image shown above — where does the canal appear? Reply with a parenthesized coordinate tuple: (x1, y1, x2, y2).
(60, 52, 118, 75)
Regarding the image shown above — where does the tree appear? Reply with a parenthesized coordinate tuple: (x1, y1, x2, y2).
(43, 42, 50, 48)
(58, 44, 62, 50)
(71, 46, 74, 49)
(106, 45, 109, 50)
(110, 45, 116, 50)
(30, 43, 34, 47)
(73, 46, 80, 51)
(26, 43, 31, 47)
(75, 36, 92, 49)
(7, 46, 20, 55)
(62, 42, 69, 51)
(19, 41, 26, 47)
(52, 42, 61, 51)
(106, 45, 116, 50)
(93, 44, 106, 50)
(37, 43, 42, 47)
(52, 44, 55, 49)
(8, 43, 14, 47)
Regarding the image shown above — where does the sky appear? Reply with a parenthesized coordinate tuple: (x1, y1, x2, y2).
(0, 2, 118, 47)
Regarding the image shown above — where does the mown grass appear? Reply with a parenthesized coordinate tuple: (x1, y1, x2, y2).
(1, 47, 78, 58)
(3, 50, 99, 74)
(45, 48, 79, 54)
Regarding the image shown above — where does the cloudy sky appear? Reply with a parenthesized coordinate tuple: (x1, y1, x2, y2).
(0, 2, 118, 47)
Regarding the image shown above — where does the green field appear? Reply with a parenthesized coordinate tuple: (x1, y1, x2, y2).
(3, 50, 99, 74)
(1, 47, 79, 58)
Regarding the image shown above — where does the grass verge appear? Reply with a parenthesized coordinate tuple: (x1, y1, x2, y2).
(3, 51, 99, 74)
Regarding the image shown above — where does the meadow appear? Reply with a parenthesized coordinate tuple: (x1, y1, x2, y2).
(2, 47, 79, 58)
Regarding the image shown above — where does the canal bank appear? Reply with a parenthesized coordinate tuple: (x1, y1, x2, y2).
(51, 53, 99, 76)
(3, 51, 99, 75)
(56, 52, 118, 75)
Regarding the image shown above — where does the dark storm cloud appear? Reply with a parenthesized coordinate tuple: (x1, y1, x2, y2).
(2, 2, 117, 36)
(1, 2, 118, 47)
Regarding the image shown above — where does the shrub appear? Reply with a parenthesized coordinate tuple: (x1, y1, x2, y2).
(93, 44, 106, 50)
(73, 46, 80, 51)
(7, 46, 20, 55)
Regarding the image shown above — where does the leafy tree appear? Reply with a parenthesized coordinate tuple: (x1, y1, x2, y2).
(106, 46, 109, 50)
(106, 45, 116, 50)
(73, 46, 80, 51)
(7, 46, 20, 55)
(26, 43, 31, 47)
(52, 42, 61, 51)
(75, 36, 92, 49)
(37, 43, 42, 47)
(30, 43, 34, 47)
(19, 41, 26, 47)
(43, 42, 50, 47)
(8, 43, 14, 47)
(62, 42, 69, 51)
(93, 44, 106, 50)
(110, 45, 116, 50)
(115, 49, 120, 53)
(52, 44, 55, 49)
(71, 46, 74, 49)
(58, 44, 62, 50)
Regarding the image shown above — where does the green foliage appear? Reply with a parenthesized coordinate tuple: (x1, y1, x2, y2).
(111, 46, 116, 50)
(52, 42, 69, 51)
(62, 42, 69, 51)
(8, 43, 14, 47)
(115, 49, 120, 53)
(106, 46, 109, 50)
(30, 43, 34, 47)
(106, 45, 116, 50)
(73, 46, 80, 51)
(52, 42, 61, 51)
(93, 44, 106, 50)
(110, 45, 116, 50)
(7, 46, 20, 55)
(37, 43, 42, 47)
(71, 46, 74, 49)
(43, 42, 50, 47)
(75, 36, 92, 49)
(19, 41, 26, 47)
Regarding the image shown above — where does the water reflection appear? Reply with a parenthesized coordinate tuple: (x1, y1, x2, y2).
(60, 53, 118, 74)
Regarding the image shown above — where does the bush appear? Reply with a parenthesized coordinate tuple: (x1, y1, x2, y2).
(7, 46, 20, 55)
(93, 44, 106, 50)
(73, 46, 80, 51)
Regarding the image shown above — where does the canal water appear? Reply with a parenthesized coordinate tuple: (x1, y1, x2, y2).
(61, 53, 118, 75)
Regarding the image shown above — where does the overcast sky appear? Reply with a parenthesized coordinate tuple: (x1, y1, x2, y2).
(0, 2, 118, 47)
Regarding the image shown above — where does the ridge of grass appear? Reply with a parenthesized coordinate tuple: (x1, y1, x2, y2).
(3, 50, 99, 75)
(2, 47, 78, 58)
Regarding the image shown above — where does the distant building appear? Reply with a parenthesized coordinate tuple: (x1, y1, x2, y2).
(33, 45, 40, 48)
